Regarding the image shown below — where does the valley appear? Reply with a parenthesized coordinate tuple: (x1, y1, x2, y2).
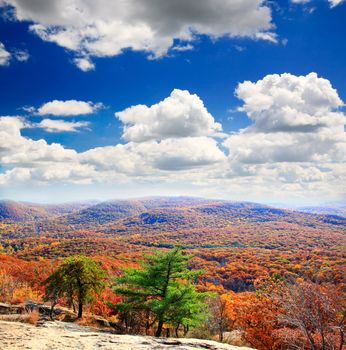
(1, 197, 345, 291)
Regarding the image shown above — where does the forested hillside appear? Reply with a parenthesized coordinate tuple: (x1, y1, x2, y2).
(0, 197, 345, 348)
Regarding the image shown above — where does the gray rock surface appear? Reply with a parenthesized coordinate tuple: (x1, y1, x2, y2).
(0, 320, 254, 350)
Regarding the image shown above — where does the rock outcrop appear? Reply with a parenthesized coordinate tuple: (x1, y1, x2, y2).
(0, 320, 254, 350)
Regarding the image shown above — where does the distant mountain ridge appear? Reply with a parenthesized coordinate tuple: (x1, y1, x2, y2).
(62, 197, 225, 225)
(0, 200, 97, 223)
(1, 197, 346, 230)
(296, 205, 346, 218)
(1, 196, 345, 291)
(0, 197, 216, 223)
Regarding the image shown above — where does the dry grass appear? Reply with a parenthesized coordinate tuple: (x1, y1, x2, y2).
(0, 309, 39, 325)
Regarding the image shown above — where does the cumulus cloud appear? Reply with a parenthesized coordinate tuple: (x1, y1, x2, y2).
(235, 72, 344, 133)
(36, 100, 102, 116)
(1, 73, 345, 203)
(225, 131, 346, 165)
(329, 0, 344, 7)
(0, 42, 30, 65)
(1, 0, 276, 70)
(291, 0, 311, 4)
(0, 102, 225, 187)
(291, 0, 344, 7)
(224, 72, 346, 166)
(81, 137, 225, 173)
(0, 116, 77, 167)
(13, 49, 29, 62)
(291, 0, 345, 8)
(171, 44, 194, 52)
(0, 87, 226, 191)
(0, 42, 11, 65)
(116, 89, 222, 142)
(79, 144, 146, 175)
(35, 119, 90, 132)
(0, 116, 98, 190)
(73, 57, 95, 72)
(149, 137, 226, 170)
(0, 164, 95, 185)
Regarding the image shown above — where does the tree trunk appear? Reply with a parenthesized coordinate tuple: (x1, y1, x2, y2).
(304, 329, 317, 350)
(175, 324, 180, 338)
(77, 301, 83, 319)
(220, 329, 223, 342)
(50, 300, 57, 320)
(69, 299, 76, 313)
(338, 311, 346, 350)
(156, 319, 164, 337)
(338, 327, 345, 350)
(145, 310, 150, 335)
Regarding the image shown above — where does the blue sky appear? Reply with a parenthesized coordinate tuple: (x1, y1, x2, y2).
(0, 0, 345, 204)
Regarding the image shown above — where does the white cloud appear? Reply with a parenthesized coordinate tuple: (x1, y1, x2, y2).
(291, 0, 311, 4)
(36, 100, 102, 116)
(0, 42, 30, 66)
(0, 42, 11, 65)
(0, 115, 226, 190)
(225, 131, 346, 165)
(116, 89, 222, 142)
(0, 167, 31, 185)
(0, 116, 77, 167)
(235, 72, 344, 133)
(291, 0, 344, 7)
(13, 49, 29, 62)
(171, 44, 194, 52)
(1, 73, 345, 204)
(29, 163, 96, 184)
(1, 0, 276, 69)
(254, 32, 277, 43)
(149, 137, 226, 170)
(73, 57, 95, 72)
(0, 163, 96, 185)
(22, 106, 36, 113)
(329, 0, 344, 7)
(80, 144, 146, 175)
(224, 72, 346, 166)
(80, 137, 225, 175)
(36, 119, 90, 132)
(217, 72, 346, 203)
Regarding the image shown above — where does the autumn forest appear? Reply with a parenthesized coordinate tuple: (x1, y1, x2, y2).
(0, 197, 345, 349)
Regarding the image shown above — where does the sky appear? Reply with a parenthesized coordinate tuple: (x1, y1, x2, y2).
(0, 0, 345, 205)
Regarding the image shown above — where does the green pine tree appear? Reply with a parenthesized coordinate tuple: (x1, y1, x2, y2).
(112, 247, 209, 337)
(43, 255, 107, 319)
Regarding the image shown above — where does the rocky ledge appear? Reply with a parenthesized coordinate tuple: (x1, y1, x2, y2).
(0, 320, 254, 350)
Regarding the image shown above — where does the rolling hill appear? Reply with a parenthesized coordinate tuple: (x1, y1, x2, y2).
(0, 196, 345, 293)
(1, 197, 345, 252)
(0, 200, 97, 223)
(297, 205, 346, 218)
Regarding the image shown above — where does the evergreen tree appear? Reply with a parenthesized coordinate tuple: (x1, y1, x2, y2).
(112, 247, 209, 337)
(43, 255, 106, 318)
